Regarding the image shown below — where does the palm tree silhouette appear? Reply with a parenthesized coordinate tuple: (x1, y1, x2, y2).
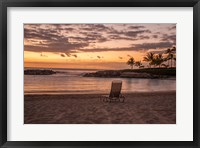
(173, 56, 176, 67)
(154, 53, 165, 68)
(135, 61, 142, 68)
(143, 52, 154, 68)
(127, 57, 135, 69)
(166, 47, 176, 68)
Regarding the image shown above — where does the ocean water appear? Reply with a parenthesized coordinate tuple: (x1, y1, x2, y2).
(24, 68, 176, 94)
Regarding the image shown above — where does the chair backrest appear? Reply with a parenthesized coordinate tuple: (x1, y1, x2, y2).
(109, 80, 122, 98)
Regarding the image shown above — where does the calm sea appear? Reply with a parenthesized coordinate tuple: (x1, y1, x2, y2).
(24, 68, 176, 94)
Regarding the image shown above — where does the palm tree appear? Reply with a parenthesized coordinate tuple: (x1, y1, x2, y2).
(127, 57, 135, 69)
(143, 52, 154, 68)
(135, 61, 142, 68)
(173, 55, 176, 67)
(166, 47, 176, 68)
(154, 54, 165, 68)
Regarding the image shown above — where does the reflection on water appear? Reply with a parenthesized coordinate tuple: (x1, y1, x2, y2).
(24, 69, 176, 94)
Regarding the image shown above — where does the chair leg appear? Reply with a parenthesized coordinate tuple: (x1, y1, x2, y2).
(119, 96, 125, 103)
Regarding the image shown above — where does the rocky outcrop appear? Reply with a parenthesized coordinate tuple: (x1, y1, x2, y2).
(83, 70, 121, 78)
(83, 71, 164, 79)
(120, 72, 152, 78)
(24, 69, 56, 75)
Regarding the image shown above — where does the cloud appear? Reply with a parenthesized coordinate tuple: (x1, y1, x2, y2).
(128, 25, 145, 30)
(152, 35, 158, 38)
(24, 26, 89, 53)
(24, 24, 111, 53)
(97, 56, 104, 59)
(81, 24, 112, 32)
(65, 53, 71, 57)
(69, 34, 108, 43)
(147, 49, 167, 54)
(40, 53, 48, 57)
(138, 35, 150, 40)
(78, 41, 174, 53)
(109, 35, 132, 40)
(161, 34, 176, 43)
(72, 54, 77, 58)
(24, 24, 176, 54)
(108, 34, 150, 41)
(132, 42, 174, 50)
(60, 53, 66, 57)
(124, 30, 151, 37)
(168, 25, 176, 31)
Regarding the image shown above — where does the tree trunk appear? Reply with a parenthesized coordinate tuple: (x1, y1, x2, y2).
(174, 60, 176, 67)
(168, 60, 169, 67)
(171, 59, 172, 68)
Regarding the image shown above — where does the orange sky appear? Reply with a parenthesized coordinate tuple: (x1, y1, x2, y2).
(24, 24, 176, 69)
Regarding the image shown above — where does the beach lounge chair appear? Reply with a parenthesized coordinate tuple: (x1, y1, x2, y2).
(101, 80, 125, 103)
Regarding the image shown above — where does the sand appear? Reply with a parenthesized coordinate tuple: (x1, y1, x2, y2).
(24, 91, 176, 124)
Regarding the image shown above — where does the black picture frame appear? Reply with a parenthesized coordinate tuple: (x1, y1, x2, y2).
(0, 0, 200, 147)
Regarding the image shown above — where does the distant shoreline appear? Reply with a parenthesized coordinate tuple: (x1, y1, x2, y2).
(24, 68, 176, 79)
(83, 68, 176, 79)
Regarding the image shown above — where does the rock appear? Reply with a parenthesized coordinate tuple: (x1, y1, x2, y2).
(83, 70, 121, 77)
(24, 69, 56, 75)
(120, 72, 152, 78)
(83, 70, 168, 79)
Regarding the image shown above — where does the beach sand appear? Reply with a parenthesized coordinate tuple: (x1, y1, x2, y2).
(24, 91, 176, 124)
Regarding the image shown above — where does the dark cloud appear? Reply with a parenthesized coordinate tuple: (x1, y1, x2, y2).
(161, 34, 176, 43)
(148, 49, 167, 54)
(78, 47, 133, 52)
(24, 42, 88, 53)
(78, 41, 174, 53)
(169, 25, 176, 31)
(124, 30, 151, 37)
(24, 27, 89, 53)
(60, 53, 66, 57)
(138, 35, 150, 40)
(72, 54, 77, 58)
(78, 32, 109, 43)
(152, 35, 158, 38)
(128, 25, 145, 29)
(132, 42, 174, 50)
(109, 35, 132, 40)
(40, 53, 48, 57)
(65, 53, 71, 57)
(108, 34, 150, 41)
(97, 56, 104, 59)
(108, 29, 151, 38)
(80, 24, 112, 32)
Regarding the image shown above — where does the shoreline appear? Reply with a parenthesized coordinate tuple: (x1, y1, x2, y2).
(83, 68, 176, 79)
(24, 90, 176, 96)
(25, 91, 176, 124)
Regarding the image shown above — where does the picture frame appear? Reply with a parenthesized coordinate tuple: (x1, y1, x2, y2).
(0, 0, 199, 147)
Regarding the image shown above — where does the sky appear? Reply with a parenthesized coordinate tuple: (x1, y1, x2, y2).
(24, 24, 176, 69)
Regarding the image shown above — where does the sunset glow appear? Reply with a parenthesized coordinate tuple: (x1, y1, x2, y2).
(24, 24, 176, 69)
